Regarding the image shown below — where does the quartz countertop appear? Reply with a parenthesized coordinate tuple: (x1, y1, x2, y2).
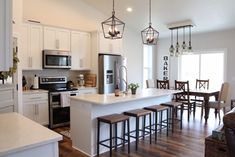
(0, 113, 62, 156)
(70, 88, 179, 105)
(23, 89, 48, 94)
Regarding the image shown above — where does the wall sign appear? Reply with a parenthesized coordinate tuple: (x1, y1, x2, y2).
(163, 56, 169, 80)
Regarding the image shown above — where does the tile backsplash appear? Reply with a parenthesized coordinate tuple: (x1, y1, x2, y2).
(22, 69, 90, 89)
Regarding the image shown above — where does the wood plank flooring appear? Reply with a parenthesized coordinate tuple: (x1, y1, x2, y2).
(54, 108, 223, 157)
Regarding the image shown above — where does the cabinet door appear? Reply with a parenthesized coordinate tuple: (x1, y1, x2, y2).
(0, 0, 12, 71)
(56, 29, 70, 51)
(30, 24, 43, 69)
(37, 101, 49, 126)
(20, 23, 43, 70)
(23, 102, 36, 122)
(43, 26, 57, 50)
(20, 24, 30, 69)
(71, 31, 91, 70)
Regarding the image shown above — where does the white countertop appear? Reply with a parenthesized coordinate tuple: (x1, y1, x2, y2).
(23, 89, 48, 94)
(70, 88, 179, 105)
(0, 113, 62, 156)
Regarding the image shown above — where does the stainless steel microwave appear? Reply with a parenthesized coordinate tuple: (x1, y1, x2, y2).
(43, 50, 71, 69)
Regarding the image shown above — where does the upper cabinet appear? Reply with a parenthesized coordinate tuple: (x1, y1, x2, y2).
(71, 31, 91, 70)
(0, 0, 13, 71)
(91, 31, 123, 55)
(20, 23, 43, 70)
(43, 26, 70, 51)
(90, 31, 123, 74)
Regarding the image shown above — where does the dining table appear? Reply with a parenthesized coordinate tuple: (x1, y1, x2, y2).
(189, 89, 220, 123)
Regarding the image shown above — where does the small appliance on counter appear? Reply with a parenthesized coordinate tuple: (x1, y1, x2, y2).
(77, 74, 85, 87)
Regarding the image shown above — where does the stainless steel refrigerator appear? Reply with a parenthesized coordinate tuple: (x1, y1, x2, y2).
(98, 54, 127, 94)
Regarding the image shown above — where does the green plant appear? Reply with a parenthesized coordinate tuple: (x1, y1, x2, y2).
(128, 83, 139, 90)
(0, 50, 19, 80)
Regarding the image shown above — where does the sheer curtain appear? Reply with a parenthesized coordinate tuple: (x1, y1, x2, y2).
(179, 51, 224, 90)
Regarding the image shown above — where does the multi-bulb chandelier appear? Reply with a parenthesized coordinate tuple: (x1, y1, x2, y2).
(141, 0, 159, 45)
(101, 0, 125, 39)
(169, 24, 193, 57)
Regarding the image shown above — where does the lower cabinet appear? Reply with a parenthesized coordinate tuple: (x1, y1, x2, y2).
(0, 84, 14, 113)
(23, 92, 49, 126)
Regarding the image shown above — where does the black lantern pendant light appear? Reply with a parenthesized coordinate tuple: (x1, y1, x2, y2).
(141, 0, 159, 45)
(101, 0, 125, 39)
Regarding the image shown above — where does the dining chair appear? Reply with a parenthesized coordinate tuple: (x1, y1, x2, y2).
(174, 80, 196, 121)
(146, 79, 156, 88)
(156, 79, 170, 89)
(208, 82, 230, 121)
(191, 79, 209, 118)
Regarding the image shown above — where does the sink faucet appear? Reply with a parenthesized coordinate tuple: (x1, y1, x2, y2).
(118, 65, 128, 94)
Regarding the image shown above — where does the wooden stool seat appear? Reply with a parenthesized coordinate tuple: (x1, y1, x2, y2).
(144, 105, 169, 111)
(161, 101, 182, 108)
(124, 109, 152, 150)
(98, 114, 129, 124)
(124, 109, 152, 117)
(97, 113, 130, 157)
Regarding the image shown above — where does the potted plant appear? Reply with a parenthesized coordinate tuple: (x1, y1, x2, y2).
(128, 83, 139, 95)
(0, 50, 19, 84)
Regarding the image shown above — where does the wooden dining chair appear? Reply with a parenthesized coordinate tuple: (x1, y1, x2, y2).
(174, 80, 196, 121)
(146, 79, 156, 88)
(191, 79, 209, 117)
(156, 79, 170, 89)
(208, 82, 230, 121)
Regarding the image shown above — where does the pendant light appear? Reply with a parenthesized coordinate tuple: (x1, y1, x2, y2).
(169, 30, 175, 56)
(188, 26, 193, 51)
(181, 27, 187, 52)
(175, 28, 180, 57)
(101, 0, 125, 39)
(141, 0, 159, 45)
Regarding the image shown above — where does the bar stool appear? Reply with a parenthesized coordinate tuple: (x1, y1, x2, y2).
(144, 105, 169, 143)
(97, 113, 130, 157)
(161, 101, 183, 133)
(124, 109, 152, 150)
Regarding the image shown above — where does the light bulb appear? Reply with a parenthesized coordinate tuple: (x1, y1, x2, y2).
(169, 45, 175, 57)
(146, 35, 154, 44)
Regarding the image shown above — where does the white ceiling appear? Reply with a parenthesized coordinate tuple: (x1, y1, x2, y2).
(81, 0, 235, 38)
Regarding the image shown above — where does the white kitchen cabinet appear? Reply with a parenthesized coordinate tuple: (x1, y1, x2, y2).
(71, 31, 91, 70)
(23, 91, 49, 126)
(91, 31, 123, 75)
(20, 23, 43, 70)
(0, 0, 13, 71)
(44, 26, 70, 51)
(0, 84, 14, 113)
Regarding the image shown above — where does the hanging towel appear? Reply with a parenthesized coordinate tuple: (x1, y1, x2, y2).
(60, 92, 71, 107)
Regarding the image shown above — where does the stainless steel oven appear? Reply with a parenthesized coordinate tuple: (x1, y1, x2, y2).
(43, 50, 71, 69)
(39, 76, 78, 128)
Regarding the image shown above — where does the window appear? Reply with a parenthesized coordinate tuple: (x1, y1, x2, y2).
(143, 45, 153, 88)
(179, 51, 225, 89)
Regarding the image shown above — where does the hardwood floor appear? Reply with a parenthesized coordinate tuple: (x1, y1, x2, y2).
(54, 108, 223, 157)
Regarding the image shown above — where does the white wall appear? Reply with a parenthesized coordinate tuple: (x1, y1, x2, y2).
(23, 0, 104, 32)
(157, 28, 235, 99)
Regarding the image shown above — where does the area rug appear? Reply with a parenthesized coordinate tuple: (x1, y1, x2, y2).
(60, 130, 71, 138)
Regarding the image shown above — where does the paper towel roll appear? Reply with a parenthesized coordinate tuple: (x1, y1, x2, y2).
(33, 75, 39, 89)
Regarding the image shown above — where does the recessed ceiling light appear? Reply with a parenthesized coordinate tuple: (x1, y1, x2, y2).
(126, 7, 132, 12)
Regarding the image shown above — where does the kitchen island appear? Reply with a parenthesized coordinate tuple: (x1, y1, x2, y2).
(70, 88, 179, 157)
(0, 113, 62, 157)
